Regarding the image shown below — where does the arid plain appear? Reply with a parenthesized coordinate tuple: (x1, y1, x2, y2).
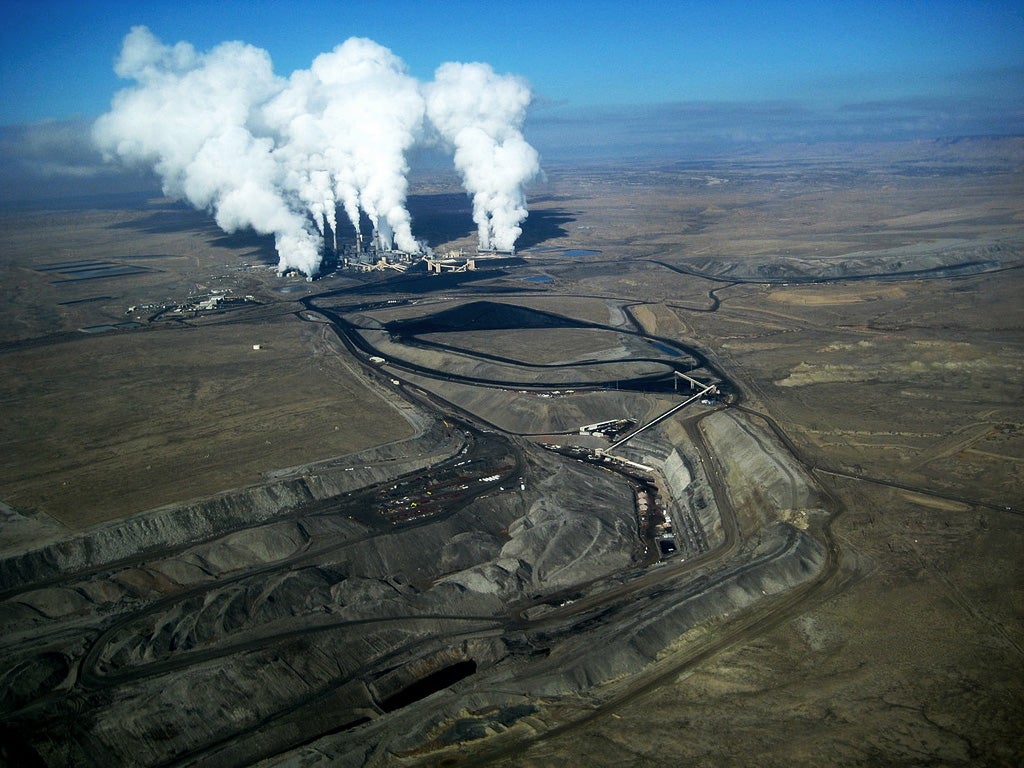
(0, 137, 1021, 766)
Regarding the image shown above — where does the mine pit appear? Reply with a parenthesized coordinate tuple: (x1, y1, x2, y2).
(3, 134, 1018, 767)
(378, 660, 478, 712)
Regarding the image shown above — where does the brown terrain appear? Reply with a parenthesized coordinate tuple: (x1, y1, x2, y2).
(0, 137, 1021, 766)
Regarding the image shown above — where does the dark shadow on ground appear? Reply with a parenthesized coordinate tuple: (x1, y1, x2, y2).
(326, 268, 546, 296)
(99, 194, 573, 264)
(207, 232, 278, 265)
(517, 207, 575, 248)
(0, 190, 159, 213)
(406, 193, 475, 247)
(104, 201, 280, 264)
(106, 200, 210, 234)
(406, 193, 576, 251)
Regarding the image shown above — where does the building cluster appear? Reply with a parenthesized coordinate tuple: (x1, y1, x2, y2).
(319, 233, 517, 277)
(126, 292, 258, 320)
(578, 418, 635, 440)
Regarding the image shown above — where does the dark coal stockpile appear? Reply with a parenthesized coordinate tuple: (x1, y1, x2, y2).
(93, 28, 541, 277)
(385, 301, 588, 335)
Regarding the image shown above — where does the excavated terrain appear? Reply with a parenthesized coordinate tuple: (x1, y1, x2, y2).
(2, 138, 1021, 766)
(0, 397, 826, 766)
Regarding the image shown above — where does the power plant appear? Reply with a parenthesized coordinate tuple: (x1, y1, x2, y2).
(314, 221, 493, 276)
(94, 29, 541, 280)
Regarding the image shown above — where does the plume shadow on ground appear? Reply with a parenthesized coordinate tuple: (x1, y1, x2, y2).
(406, 193, 475, 247)
(106, 199, 205, 230)
(517, 206, 575, 248)
(100, 202, 281, 264)
(332, 269, 545, 296)
(207, 231, 279, 264)
(0, 190, 158, 212)
(405, 194, 575, 251)
(102, 194, 571, 264)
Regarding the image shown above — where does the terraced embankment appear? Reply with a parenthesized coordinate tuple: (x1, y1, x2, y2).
(250, 408, 837, 767)
(0, 418, 460, 594)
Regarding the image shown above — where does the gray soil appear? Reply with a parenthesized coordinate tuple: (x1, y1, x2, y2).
(1, 138, 1021, 766)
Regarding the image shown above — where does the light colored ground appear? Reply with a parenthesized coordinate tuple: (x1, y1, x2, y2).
(768, 285, 908, 305)
(0, 315, 413, 528)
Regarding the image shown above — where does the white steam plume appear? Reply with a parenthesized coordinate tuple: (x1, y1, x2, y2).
(93, 27, 322, 276)
(264, 38, 424, 253)
(425, 62, 540, 251)
(95, 28, 541, 276)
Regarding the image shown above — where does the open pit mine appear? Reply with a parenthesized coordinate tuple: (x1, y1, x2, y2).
(3, 121, 1022, 766)
(0, 282, 840, 767)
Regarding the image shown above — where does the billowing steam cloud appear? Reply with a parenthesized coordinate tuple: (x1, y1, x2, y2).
(93, 27, 541, 276)
(93, 28, 322, 275)
(264, 38, 424, 254)
(426, 63, 540, 251)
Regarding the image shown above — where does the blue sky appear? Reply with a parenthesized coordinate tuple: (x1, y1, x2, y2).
(3, 0, 1022, 123)
(0, 0, 1022, 194)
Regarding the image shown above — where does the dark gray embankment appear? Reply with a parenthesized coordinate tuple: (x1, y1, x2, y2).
(368, 522, 828, 759)
(0, 421, 461, 592)
(520, 521, 826, 697)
